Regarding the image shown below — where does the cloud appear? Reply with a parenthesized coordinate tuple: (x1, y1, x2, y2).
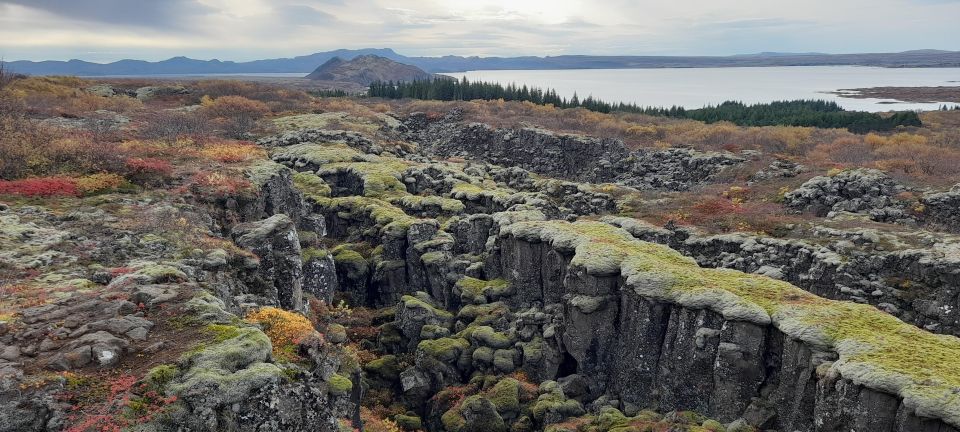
(0, 0, 958, 61)
(0, 0, 214, 30)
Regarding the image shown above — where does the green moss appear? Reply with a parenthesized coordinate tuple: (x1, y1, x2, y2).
(292, 172, 332, 201)
(301, 247, 330, 262)
(271, 142, 367, 165)
(458, 302, 510, 327)
(144, 364, 179, 392)
(702, 419, 727, 431)
(485, 378, 521, 414)
(168, 326, 284, 405)
(203, 324, 242, 342)
(245, 160, 287, 187)
(332, 247, 368, 280)
(328, 373, 353, 396)
(402, 295, 454, 320)
(470, 326, 513, 349)
(394, 414, 422, 430)
(441, 408, 467, 432)
(502, 218, 960, 426)
(363, 355, 402, 381)
(134, 263, 187, 283)
(417, 337, 470, 362)
(391, 195, 466, 214)
(530, 382, 584, 423)
(457, 277, 512, 303)
(319, 196, 418, 237)
(322, 159, 410, 199)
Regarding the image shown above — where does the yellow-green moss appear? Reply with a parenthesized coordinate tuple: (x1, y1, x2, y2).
(417, 337, 469, 362)
(203, 324, 242, 342)
(328, 373, 353, 396)
(321, 159, 410, 199)
(292, 171, 332, 201)
(301, 247, 330, 262)
(391, 195, 466, 214)
(457, 277, 511, 302)
(402, 295, 454, 320)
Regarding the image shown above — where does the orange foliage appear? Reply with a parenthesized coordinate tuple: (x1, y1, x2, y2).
(245, 307, 316, 361)
(199, 139, 267, 163)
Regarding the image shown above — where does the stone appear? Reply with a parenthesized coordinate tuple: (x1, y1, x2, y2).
(232, 214, 304, 311)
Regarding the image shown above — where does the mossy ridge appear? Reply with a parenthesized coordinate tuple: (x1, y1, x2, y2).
(292, 171, 332, 201)
(457, 277, 512, 302)
(417, 337, 470, 362)
(390, 194, 466, 214)
(450, 181, 513, 201)
(321, 159, 411, 199)
(501, 219, 960, 427)
(244, 160, 287, 187)
(271, 142, 368, 166)
(401, 295, 454, 320)
(301, 246, 330, 262)
(318, 195, 419, 237)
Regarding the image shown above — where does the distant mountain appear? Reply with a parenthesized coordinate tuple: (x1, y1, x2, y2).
(4, 48, 960, 76)
(305, 55, 432, 85)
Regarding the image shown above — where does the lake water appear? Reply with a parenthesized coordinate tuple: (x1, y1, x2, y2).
(442, 66, 960, 112)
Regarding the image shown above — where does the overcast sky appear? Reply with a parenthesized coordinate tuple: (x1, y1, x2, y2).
(1, 0, 959, 62)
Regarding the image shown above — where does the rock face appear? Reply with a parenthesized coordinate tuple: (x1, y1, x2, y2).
(405, 116, 743, 191)
(232, 214, 305, 311)
(922, 184, 960, 233)
(784, 168, 906, 219)
(305, 55, 432, 85)
(605, 216, 960, 337)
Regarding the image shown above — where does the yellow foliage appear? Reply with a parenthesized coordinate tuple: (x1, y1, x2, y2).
(75, 173, 125, 195)
(245, 307, 316, 361)
(200, 141, 266, 163)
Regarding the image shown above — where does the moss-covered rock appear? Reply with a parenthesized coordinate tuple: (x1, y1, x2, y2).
(485, 378, 521, 416)
(327, 373, 353, 396)
(530, 381, 584, 425)
(446, 395, 507, 432)
(363, 355, 402, 382)
(418, 337, 470, 362)
(394, 414, 423, 430)
(470, 326, 513, 349)
(167, 326, 284, 408)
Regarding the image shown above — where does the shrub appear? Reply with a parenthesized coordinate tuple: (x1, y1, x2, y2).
(125, 157, 173, 186)
(75, 173, 126, 195)
(0, 177, 80, 197)
(201, 95, 269, 138)
(185, 171, 255, 200)
(199, 139, 266, 163)
(245, 307, 316, 361)
(138, 110, 208, 141)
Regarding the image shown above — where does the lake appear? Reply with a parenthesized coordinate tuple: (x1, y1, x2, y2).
(442, 66, 960, 112)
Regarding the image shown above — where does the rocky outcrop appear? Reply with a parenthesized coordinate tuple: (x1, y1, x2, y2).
(232, 214, 305, 311)
(405, 117, 743, 191)
(784, 168, 907, 220)
(922, 184, 960, 233)
(606, 216, 960, 336)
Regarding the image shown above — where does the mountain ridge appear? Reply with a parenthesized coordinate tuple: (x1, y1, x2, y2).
(4, 48, 960, 76)
(304, 55, 432, 85)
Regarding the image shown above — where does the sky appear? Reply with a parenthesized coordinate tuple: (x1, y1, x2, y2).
(1, 0, 959, 62)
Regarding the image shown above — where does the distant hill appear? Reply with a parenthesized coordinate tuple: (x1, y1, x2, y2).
(4, 48, 960, 76)
(305, 55, 431, 85)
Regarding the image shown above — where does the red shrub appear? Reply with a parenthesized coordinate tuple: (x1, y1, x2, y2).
(125, 157, 173, 185)
(0, 177, 80, 197)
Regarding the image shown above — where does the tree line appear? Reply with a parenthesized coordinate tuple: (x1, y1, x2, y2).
(367, 77, 922, 133)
